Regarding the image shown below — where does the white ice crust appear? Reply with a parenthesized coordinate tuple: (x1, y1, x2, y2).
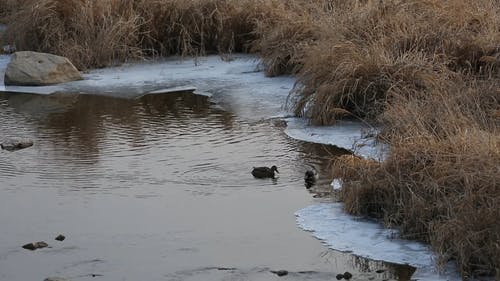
(285, 117, 388, 160)
(296, 203, 461, 281)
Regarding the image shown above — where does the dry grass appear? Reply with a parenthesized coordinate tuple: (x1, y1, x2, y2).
(287, 0, 500, 123)
(2, 0, 144, 68)
(1, 0, 283, 69)
(325, 2, 500, 278)
(332, 79, 500, 277)
(2, 0, 500, 278)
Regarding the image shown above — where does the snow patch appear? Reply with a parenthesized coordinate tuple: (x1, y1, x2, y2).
(330, 179, 343, 191)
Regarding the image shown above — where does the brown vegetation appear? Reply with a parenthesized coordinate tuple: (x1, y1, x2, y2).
(332, 81, 500, 277)
(1, 0, 499, 278)
(323, 1, 500, 278)
(1, 0, 286, 69)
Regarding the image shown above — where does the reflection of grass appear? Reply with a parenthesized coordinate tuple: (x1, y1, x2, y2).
(2, 0, 499, 278)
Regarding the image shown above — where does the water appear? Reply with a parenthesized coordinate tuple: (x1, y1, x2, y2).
(0, 91, 417, 281)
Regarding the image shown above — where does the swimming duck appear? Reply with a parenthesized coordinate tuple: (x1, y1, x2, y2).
(251, 165, 279, 179)
(304, 169, 318, 188)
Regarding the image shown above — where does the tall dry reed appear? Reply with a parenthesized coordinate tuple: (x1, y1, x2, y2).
(324, 1, 500, 278)
(2, 0, 283, 69)
(288, 0, 500, 123)
(333, 79, 499, 276)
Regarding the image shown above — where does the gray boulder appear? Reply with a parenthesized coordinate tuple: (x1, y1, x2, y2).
(4, 51, 83, 86)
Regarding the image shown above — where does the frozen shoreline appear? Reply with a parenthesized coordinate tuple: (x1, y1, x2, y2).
(296, 204, 461, 281)
(0, 54, 459, 280)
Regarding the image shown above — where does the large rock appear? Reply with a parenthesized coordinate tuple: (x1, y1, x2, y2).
(4, 51, 83, 86)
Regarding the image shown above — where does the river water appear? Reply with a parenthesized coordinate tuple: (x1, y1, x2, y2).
(0, 90, 418, 281)
(0, 54, 462, 281)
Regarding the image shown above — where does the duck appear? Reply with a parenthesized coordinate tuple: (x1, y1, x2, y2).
(251, 165, 279, 179)
(304, 169, 318, 188)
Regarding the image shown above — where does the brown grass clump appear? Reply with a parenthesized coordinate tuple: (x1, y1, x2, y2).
(288, 0, 500, 124)
(1, 0, 284, 69)
(320, 2, 499, 277)
(0, 0, 17, 22)
(134, 0, 283, 57)
(3, 0, 143, 68)
(333, 79, 500, 277)
(251, 1, 329, 76)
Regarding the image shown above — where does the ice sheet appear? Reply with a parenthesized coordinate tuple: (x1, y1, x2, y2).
(296, 203, 461, 281)
(284, 117, 387, 160)
(0, 55, 293, 121)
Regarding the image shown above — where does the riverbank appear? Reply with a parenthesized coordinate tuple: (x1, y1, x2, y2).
(1, 0, 499, 278)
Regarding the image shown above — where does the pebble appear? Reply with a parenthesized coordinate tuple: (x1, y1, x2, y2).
(271, 270, 288, 277)
(335, 272, 353, 280)
(55, 234, 66, 241)
(22, 241, 48, 251)
(1, 138, 33, 151)
(343, 271, 353, 279)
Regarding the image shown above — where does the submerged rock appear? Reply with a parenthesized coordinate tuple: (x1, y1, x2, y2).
(1, 137, 33, 151)
(5, 51, 83, 86)
(44, 278, 71, 281)
(22, 241, 48, 251)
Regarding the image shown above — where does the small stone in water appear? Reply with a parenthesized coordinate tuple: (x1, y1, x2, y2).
(336, 273, 344, 280)
(271, 270, 288, 277)
(1, 138, 34, 151)
(22, 243, 37, 251)
(217, 267, 236, 271)
(343, 271, 353, 279)
(22, 241, 48, 250)
(55, 234, 66, 241)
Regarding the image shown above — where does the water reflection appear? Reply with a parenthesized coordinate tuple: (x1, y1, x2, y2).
(350, 254, 416, 281)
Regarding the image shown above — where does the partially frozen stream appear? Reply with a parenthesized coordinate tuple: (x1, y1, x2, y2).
(0, 55, 459, 280)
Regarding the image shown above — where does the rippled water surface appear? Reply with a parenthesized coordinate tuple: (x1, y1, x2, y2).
(0, 91, 415, 281)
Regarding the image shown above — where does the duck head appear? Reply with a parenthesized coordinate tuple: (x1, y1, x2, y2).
(271, 165, 279, 174)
